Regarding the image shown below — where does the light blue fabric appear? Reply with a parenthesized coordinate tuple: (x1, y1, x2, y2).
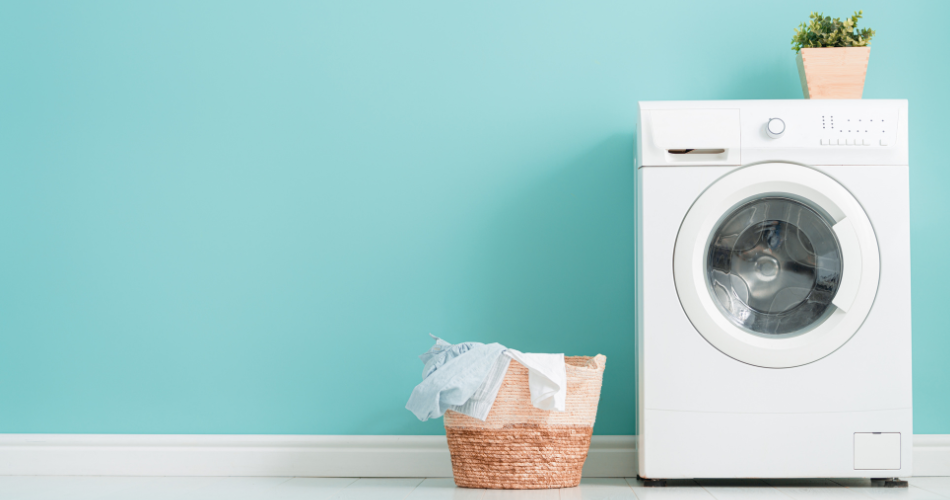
(449, 353, 510, 420)
(406, 335, 508, 422)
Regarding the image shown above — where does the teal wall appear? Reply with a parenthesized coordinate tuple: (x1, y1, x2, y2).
(1, 1, 948, 436)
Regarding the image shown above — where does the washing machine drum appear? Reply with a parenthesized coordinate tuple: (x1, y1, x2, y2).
(707, 196, 842, 336)
(674, 163, 880, 368)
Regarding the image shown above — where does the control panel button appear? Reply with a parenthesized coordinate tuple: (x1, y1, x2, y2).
(846, 138, 854, 145)
(821, 138, 830, 145)
(880, 138, 889, 146)
(766, 118, 786, 138)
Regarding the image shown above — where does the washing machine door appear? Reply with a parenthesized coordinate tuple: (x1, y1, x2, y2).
(674, 163, 880, 368)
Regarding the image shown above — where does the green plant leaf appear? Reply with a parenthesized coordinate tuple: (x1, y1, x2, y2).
(791, 10, 874, 52)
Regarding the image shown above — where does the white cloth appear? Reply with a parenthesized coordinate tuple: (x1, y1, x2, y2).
(504, 350, 566, 412)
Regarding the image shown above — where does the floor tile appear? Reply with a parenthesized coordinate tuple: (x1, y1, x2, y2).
(1, 476, 949, 500)
(168, 476, 292, 500)
(94, 477, 228, 500)
(268, 478, 359, 499)
(695, 478, 787, 500)
(909, 478, 950, 498)
(47, 476, 151, 500)
(2, 476, 93, 500)
(625, 478, 715, 499)
(0, 477, 44, 500)
(327, 478, 425, 500)
(2, 476, 154, 500)
(404, 478, 485, 499)
(833, 478, 949, 499)
(559, 477, 636, 499)
(762, 478, 866, 500)
(481, 487, 559, 500)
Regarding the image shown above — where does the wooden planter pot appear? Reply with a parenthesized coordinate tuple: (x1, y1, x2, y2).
(796, 47, 870, 99)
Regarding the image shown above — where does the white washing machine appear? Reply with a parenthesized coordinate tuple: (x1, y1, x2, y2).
(635, 100, 911, 479)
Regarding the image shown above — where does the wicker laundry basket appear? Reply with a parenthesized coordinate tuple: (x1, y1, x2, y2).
(443, 354, 606, 489)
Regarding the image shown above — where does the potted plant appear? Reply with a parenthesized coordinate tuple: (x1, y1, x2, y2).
(792, 11, 875, 99)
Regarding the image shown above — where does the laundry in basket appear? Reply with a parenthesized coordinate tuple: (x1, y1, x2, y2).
(405, 336, 606, 489)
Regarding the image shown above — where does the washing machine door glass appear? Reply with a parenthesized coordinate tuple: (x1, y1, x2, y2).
(673, 163, 881, 368)
(706, 197, 842, 336)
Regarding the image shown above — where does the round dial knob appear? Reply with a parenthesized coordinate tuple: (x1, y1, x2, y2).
(767, 118, 786, 138)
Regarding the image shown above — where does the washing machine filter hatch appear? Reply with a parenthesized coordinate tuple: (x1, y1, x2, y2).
(706, 196, 842, 336)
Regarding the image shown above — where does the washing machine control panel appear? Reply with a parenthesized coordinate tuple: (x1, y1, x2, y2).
(817, 111, 897, 146)
(743, 104, 901, 149)
(637, 101, 907, 167)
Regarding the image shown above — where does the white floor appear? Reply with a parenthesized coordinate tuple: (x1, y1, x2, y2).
(1, 477, 950, 500)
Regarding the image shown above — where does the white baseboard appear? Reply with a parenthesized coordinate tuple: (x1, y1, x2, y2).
(0, 434, 945, 477)
(915, 435, 950, 477)
(0, 435, 455, 478)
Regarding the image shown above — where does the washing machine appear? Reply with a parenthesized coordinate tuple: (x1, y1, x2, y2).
(635, 100, 911, 479)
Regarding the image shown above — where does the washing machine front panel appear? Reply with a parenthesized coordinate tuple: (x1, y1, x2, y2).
(673, 162, 881, 369)
(637, 100, 911, 479)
